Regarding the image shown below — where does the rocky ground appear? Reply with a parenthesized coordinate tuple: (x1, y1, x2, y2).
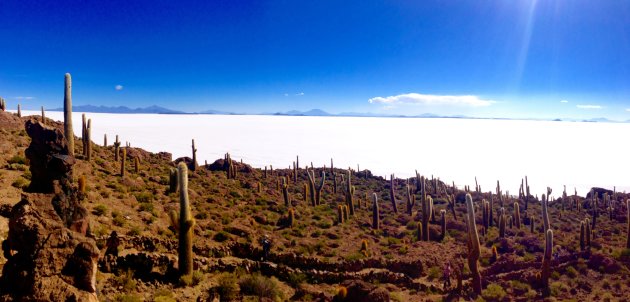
(0, 109, 629, 302)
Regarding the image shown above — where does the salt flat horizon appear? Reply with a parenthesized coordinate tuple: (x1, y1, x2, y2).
(17, 110, 630, 198)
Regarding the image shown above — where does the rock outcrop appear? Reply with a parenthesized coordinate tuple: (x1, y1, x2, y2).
(0, 194, 99, 302)
(24, 120, 75, 193)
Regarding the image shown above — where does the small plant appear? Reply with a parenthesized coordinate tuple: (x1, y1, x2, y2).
(113, 269, 137, 292)
(481, 283, 507, 301)
(11, 177, 29, 189)
(238, 273, 283, 300)
(7, 154, 27, 165)
(427, 266, 441, 280)
(216, 272, 240, 301)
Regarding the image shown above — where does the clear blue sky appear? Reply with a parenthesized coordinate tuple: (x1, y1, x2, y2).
(1, 1, 629, 120)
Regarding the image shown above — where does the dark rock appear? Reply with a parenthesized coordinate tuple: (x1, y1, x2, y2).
(207, 158, 253, 173)
(24, 120, 75, 193)
(587, 187, 614, 199)
(341, 280, 390, 302)
(0, 194, 99, 301)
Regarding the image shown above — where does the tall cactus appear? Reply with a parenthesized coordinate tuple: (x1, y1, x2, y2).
(64, 73, 75, 156)
(541, 194, 550, 234)
(514, 202, 521, 229)
(406, 182, 414, 215)
(541, 229, 553, 289)
(114, 135, 121, 161)
(372, 193, 379, 230)
(345, 169, 354, 215)
(104, 134, 107, 147)
(17, 104, 21, 117)
(440, 209, 446, 240)
(422, 195, 433, 241)
(389, 174, 398, 213)
(41, 106, 45, 125)
(120, 148, 126, 178)
(86, 119, 92, 161)
(191, 139, 197, 171)
(499, 207, 506, 238)
(465, 193, 482, 294)
(177, 162, 195, 277)
(580, 220, 585, 251)
(282, 177, 290, 207)
(169, 168, 178, 193)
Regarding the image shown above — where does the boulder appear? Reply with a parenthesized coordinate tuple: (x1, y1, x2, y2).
(340, 280, 390, 302)
(0, 194, 99, 301)
(24, 120, 75, 193)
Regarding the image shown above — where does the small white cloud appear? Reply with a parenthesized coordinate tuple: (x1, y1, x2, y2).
(115, 85, 124, 91)
(368, 93, 494, 107)
(14, 96, 35, 100)
(576, 105, 602, 109)
(626, 108, 630, 112)
(295, 92, 304, 96)
(560, 100, 568, 103)
(284, 93, 289, 97)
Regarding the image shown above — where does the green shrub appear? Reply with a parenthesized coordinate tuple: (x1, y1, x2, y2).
(216, 273, 240, 301)
(11, 177, 29, 189)
(8, 154, 27, 165)
(134, 192, 153, 203)
(238, 274, 283, 300)
(113, 269, 137, 292)
(213, 231, 230, 242)
(286, 272, 307, 288)
(114, 294, 141, 302)
(153, 289, 176, 302)
(138, 202, 154, 213)
(481, 283, 506, 301)
(427, 266, 441, 280)
(93, 204, 108, 216)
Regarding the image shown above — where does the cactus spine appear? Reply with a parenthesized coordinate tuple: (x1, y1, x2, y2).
(465, 193, 482, 294)
(541, 229, 553, 289)
(64, 73, 74, 156)
(389, 174, 398, 213)
(177, 162, 194, 277)
(372, 193, 379, 230)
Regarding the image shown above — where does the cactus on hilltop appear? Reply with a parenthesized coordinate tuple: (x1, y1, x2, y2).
(114, 135, 121, 161)
(120, 148, 126, 178)
(514, 202, 521, 229)
(541, 194, 550, 234)
(499, 207, 506, 238)
(191, 139, 198, 171)
(421, 178, 433, 241)
(64, 73, 75, 156)
(406, 181, 414, 215)
(41, 106, 45, 124)
(345, 169, 354, 215)
(17, 104, 21, 117)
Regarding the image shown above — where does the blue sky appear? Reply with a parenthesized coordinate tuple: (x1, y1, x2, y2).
(1, 1, 629, 120)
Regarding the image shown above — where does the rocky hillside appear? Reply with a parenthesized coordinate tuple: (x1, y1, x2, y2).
(0, 108, 629, 301)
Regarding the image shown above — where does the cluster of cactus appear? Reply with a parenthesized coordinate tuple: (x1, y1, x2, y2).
(0, 97, 5, 111)
(372, 193, 379, 229)
(465, 193, 482, 294)
(225, 153, 236, 179)
(389, 174, 398, 213)
(337, 204, 349, 223)
(64, 73, 75, 157)
(306, 167, 325, 206)
(81, 115, 92, 160)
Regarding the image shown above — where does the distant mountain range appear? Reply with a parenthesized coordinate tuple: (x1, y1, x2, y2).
(50, 105, 630, 123)
(51, 105, 185, 114)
